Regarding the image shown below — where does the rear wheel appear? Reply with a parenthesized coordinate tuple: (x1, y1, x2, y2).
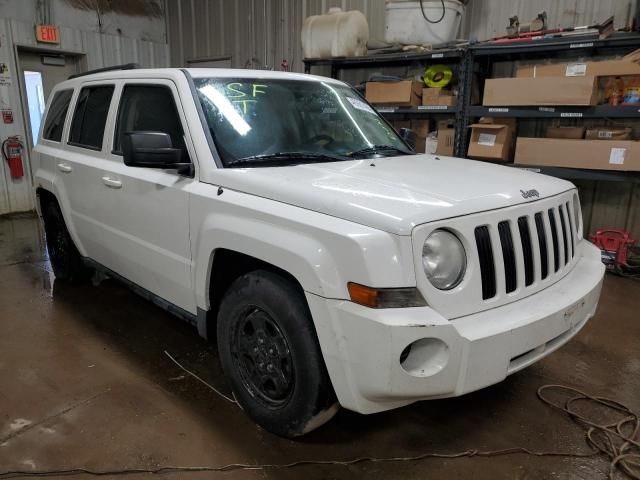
(217, 270, 338, 437)
(41, 199, 90, 282)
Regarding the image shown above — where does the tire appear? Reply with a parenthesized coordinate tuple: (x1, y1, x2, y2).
(41, 199, 90, 283)
(217, 270, 338, 437)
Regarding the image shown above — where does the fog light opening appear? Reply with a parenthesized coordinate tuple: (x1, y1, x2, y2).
(399, 344, 412, 364)
(399, 338, 449, 377)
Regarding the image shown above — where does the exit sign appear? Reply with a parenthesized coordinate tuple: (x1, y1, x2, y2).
(36, 25, 60, 44)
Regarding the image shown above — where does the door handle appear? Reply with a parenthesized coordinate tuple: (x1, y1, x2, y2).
(57, 163, 72, 173)
(101, 176, 122, 189)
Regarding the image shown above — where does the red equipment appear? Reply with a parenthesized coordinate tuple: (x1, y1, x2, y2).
(590, 229, 636, 272)
(2, 135, 25, 179)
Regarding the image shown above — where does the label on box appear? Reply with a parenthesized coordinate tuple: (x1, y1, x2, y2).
(598, 131, 613, 139)
(347, 96, 376, 114)
(609, 148, 626, 165)
(477, 133, 496, 147)
(565, 63, 587, 77)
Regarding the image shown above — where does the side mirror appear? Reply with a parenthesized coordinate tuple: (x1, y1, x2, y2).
(399, 127, 417, 150)
(122, 131, 193, 176)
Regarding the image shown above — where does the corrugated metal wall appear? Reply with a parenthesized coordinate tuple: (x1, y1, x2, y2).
(167, 0, 386, 72)
(462, 0, 638, 41)
(0, 18, 169, 214)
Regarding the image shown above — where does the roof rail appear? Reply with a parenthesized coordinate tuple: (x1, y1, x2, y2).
(68, 63, 138, 80)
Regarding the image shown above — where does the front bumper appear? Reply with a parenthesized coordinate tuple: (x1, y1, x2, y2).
(306, 241, 605, 414)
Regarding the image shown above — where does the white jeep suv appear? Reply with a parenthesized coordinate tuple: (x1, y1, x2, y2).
(33, 67, 605, 437)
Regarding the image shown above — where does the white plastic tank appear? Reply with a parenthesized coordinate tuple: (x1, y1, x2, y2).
(301, 8, 369, 59)
(385, 0, 464, 46)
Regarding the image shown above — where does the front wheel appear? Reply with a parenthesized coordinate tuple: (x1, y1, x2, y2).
(217, 270, 338, 437)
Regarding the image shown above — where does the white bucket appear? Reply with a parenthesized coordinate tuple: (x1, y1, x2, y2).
(385, 0, 464, 46)
(302, 8, 369, 59)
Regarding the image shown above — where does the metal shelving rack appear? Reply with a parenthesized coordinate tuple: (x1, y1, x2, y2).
(302, 32, 640, 179)
(461, 32, 640, 182)
(303, 47, 467, 153)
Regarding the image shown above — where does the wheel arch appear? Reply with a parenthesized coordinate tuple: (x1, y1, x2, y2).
(35, 185, 87, 257)
(35, 186, 58, 213)
(201, 248, 309, 341)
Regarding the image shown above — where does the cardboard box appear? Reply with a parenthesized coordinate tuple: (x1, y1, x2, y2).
(422, 87, 457, 106)
(422, 87, 445, 104)
(366, 81, 422, 106)
(516, 59, 640, 78)
(514, 137, 640, 171)
(623, 48, 640, 63)
(483, 77, 598, 106)
(437, 119, 454, 130)
(546, 126, 585, 139)
(585, 127, 633, 140)
(414, 135, 427, 154)
(435, 119, 456, 156)
(437, 95, 457, 106)
(410, 119, 432, 137)
(435, 129, 454, 156)
(467, 118, 516, 162)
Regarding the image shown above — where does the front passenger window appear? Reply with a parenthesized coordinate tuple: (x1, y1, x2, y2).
(113, 85, 187, 160)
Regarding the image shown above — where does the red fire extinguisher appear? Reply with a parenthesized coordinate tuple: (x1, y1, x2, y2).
(2, 135, 24, 179)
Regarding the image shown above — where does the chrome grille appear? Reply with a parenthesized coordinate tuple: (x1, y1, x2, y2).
(475, 197, 578, 301)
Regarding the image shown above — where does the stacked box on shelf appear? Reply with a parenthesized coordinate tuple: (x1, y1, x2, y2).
(515, 138, 640, 171)
(365, 81, 423, 106)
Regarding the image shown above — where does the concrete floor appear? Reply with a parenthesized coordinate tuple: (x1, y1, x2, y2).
(1, 213, 639, 480)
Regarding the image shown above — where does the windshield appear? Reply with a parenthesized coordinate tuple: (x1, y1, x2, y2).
(193, 77, 412, 167)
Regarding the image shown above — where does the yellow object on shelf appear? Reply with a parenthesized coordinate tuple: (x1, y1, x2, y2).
(423, 65, 453, 88)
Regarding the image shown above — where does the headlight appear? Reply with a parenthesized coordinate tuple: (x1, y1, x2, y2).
(422, 229, 466, 290)
(572, 193, 582, 238)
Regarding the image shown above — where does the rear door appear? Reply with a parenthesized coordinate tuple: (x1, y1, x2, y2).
(95, 79, 195, 313)
(54, 82, 116, 259)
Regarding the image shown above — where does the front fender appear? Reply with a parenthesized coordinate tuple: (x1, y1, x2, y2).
(190, 186, 417, 310)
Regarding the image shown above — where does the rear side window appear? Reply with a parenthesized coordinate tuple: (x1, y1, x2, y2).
(42, 89, 73, 142)
(113, 84, 186, 155)
(69, 85, 114, 150)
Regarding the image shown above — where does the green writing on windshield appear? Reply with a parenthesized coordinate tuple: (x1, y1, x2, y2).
(226, 82, 268, 114)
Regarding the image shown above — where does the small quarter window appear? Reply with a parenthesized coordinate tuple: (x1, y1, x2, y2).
(69, 85, 114, 150)
(42, 89, 73, 142)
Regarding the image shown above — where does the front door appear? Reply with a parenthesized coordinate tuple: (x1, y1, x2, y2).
(95, 79, 195, 313)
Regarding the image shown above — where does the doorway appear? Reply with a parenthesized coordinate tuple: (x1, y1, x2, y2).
(17, 50, 81, 147)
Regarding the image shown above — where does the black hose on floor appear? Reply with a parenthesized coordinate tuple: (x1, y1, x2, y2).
(0, 384, 637, 478)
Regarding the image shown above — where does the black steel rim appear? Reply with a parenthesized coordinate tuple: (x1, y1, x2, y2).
(231, 306, 294, 408)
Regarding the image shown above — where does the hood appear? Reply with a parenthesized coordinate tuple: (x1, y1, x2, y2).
(212, 154, 575, 236)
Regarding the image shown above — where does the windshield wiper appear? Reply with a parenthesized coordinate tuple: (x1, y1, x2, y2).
(226, 151, 349, 168)
(346, 145, 414, 158)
